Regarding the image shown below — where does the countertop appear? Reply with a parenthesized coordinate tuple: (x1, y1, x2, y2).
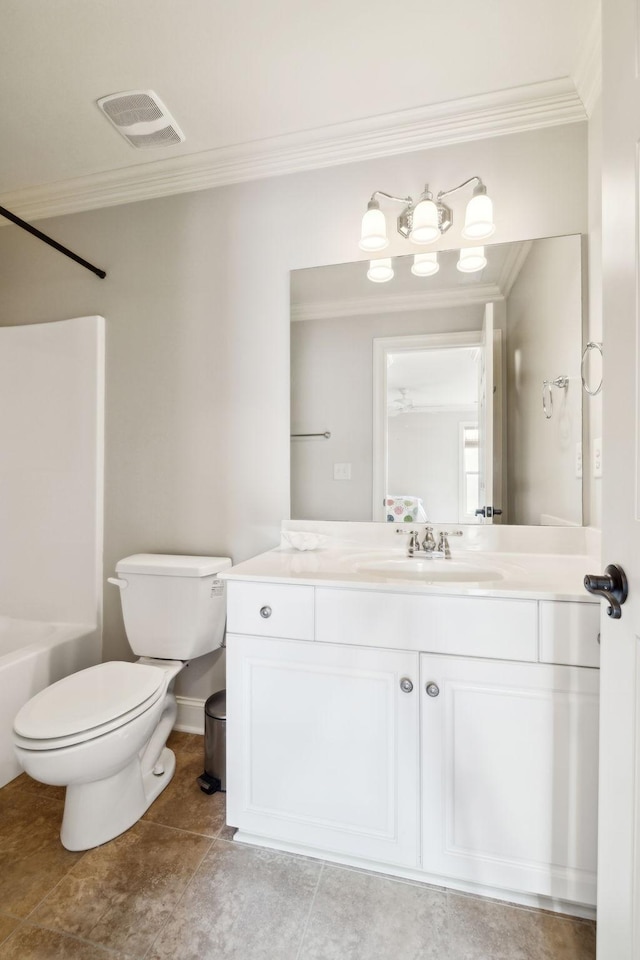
(222, 543, 599, 603)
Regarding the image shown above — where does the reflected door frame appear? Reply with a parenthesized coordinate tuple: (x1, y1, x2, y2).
(372, 331, 482, 522)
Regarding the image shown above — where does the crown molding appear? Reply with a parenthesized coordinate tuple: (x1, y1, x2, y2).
(572, 4, 602, 116)
(291, 283, 504, 322)
(0, 77, 586, 224)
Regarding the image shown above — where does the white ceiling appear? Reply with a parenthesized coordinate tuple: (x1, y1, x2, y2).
(0, 0, 598, 215)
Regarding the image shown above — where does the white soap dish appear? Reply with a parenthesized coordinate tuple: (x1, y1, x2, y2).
(281, 531, 328, 551)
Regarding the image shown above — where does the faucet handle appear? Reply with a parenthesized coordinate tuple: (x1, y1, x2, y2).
(396, 528, 420, 554)
(437, 530, 463, 557)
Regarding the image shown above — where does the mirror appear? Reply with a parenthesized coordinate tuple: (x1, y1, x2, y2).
(291, 234, 583, 526)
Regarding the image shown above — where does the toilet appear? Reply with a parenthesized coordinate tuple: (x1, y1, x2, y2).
(12, 553, 231, 851)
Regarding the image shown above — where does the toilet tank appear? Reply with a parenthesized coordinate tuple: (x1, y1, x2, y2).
(113, 555, 232, 660)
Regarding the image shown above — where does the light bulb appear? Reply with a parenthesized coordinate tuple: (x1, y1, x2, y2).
(409, 198, 440, 244)
(411, 253, 439, 277)
(359, 203, 389, 251)
(367, 258, 394, 283)
(457, 247, 487, 273)
(462, 191, 495, 240)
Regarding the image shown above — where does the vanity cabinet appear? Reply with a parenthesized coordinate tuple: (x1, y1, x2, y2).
(225, 579, 600, 910)
(226, 633, 420, 866)
(420, 654, 599, 905)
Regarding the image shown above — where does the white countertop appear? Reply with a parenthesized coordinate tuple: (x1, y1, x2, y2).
(222, 542, 599, 603)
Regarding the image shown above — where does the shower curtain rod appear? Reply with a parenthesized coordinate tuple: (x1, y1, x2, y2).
(0, 205, 106, 279)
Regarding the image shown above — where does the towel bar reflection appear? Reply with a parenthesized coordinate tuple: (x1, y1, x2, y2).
(542, 376, 569, 419)
(291, 431, 331, 439)
(581, 341, 603, 396)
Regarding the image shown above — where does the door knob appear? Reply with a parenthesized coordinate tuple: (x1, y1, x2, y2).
(584, 564, 628, 620)
(400, 678, 414, 693)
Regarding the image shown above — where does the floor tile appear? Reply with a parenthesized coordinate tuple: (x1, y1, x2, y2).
(0, 792, 82, 918)
(0, 918, 20, 947)
(143, 731, 228, 837)
(30, 820, 211, 957)
(146, 839, 322, 960)
(0, 924, 128, 959)
(3, 773, 65, 803)
(298, 864, 448, 960)
(447, 892, 596, 960)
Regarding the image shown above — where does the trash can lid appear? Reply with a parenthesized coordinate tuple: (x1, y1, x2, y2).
(205, 689, 226, 719)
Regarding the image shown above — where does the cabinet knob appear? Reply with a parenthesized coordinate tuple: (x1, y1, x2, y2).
(400, 677, 414, 693)
(425, 682, 440, 698)
(259, 605, 272, 619)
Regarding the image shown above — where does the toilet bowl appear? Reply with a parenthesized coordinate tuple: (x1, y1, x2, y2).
(12, 554, 231, 850)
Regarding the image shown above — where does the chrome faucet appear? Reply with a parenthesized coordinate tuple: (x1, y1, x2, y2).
(422, 526, 437, 553)
(397, 526, 463, 559)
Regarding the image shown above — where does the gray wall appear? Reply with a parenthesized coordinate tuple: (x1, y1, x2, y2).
(0, 123, 588, 700)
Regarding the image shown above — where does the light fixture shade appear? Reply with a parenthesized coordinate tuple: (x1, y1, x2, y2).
(367, 258, 394, 283)
(462, 192, 495, 240)
(409, 199, 440, 244)
(457, 247, 487, 273)
(411, 252, 439, 277)
(359, 206, 389, 251)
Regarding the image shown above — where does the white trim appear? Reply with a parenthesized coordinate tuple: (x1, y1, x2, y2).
(372, 331, 483, 521)
(174, 695, 206, 735)
(292, 284, 504, 323)
(0, 78, 586, 224)
(459, 420, 480, 523)
(572, 3, 602, 117)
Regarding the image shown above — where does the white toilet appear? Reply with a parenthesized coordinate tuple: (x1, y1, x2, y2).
(12, 553, 231, 851)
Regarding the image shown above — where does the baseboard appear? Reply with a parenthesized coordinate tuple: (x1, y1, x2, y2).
(174, 696, 206, 735)
(233, 831, 597, 921)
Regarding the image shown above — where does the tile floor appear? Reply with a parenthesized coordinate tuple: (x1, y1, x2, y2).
(0, 732, 596, 960)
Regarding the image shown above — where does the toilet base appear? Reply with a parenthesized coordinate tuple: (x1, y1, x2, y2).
(60, 746, 176, 851)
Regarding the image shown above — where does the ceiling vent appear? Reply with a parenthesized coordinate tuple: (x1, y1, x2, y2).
(96, 90, 185, 148)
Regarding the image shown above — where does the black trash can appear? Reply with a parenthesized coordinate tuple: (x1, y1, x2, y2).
(197, 689, 226, 795)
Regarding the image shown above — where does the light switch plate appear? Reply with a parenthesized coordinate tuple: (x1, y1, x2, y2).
(333, 462, 351, 481)
(593, 438, 602, 478)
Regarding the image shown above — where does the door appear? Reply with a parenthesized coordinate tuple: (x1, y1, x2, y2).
(420, 655, 599, 904)
(598, 0, 640, 954)
(226, 634, 420, 866)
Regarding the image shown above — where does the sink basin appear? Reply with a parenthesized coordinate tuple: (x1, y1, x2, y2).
(355, 557, 503, 582)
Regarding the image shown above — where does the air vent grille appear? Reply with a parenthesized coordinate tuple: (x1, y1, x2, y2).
(102, 94, 164, 127)
(126, 126, 183, 148)
(97, 90, 185, 149)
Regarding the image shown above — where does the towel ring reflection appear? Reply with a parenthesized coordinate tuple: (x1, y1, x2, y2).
(581, 341, 603, 396)
(542, 376, 569, 419)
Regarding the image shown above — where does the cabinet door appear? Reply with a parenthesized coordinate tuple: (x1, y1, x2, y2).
(227, 634, 420, 867)
(421, 655, 599, 905)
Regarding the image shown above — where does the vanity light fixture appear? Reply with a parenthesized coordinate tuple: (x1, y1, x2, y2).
(411, 252, 439, 277)
(367, 258, 394, 283)
(456, 246, 487, 273)
(359, 177, 494, 251)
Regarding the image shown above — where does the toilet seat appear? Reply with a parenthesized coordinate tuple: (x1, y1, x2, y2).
(13, 661, 168, 751)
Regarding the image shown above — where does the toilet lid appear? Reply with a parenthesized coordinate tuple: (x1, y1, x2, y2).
(14, 661, 167, 741)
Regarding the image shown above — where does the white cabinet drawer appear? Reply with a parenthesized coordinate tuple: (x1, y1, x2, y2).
(316, 588, 537, 661)
(539, 601, 600, 668)
(226, 581, 314, 640)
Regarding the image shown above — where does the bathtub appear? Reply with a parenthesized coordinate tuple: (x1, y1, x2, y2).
(0, 618, 101, 787)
